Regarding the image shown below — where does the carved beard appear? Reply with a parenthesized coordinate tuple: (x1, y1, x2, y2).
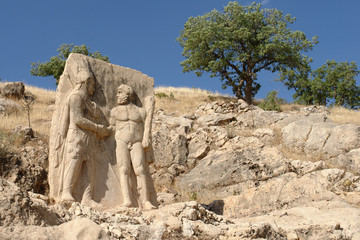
(117, 95, 129, 105)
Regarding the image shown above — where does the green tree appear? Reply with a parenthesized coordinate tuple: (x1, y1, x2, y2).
(31, 44, 110, 85)
(177, 1, 318, 104)
(313, 60, 360, 108)
(282, 60, 360, 109)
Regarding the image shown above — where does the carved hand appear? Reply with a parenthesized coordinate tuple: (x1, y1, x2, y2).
(91, 101, 101, 118)
(97, 124, 111, 138)
(106, 126, 114, 132)
(142, 137, 151, 149)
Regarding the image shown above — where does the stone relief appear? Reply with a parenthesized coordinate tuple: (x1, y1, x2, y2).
(109, 84, 156, 209)
(49, 53, 157, 210)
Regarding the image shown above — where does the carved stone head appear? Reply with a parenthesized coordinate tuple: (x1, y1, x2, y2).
(117, 84, 134, 105)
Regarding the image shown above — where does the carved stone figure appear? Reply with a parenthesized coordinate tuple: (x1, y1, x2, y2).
(109, 84, 156, 209)
(49, 53, 157, 210)
(53, 68, 110, 207)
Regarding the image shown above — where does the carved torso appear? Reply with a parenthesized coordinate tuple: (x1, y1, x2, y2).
(110, 103, 146, 143)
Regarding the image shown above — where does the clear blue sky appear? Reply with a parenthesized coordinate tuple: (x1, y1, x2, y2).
(1, 0, 359, 102)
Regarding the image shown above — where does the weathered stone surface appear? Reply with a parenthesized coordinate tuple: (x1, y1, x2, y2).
(303, 122, 338, 154)
(3, 79, 360, 239)
(1, 135, 49, 195)
(62, 218, 109, 240)
(281, 119, 315, 149)
(152, 126, 188, 168)
(0, 97, 22, 115)
(322, 124, 360, 157)
(0, 82, 25, 99)
(177, 147, 290, 203)
(49, 53, 157, 209)
(328, 148, 360, 175)
(0, 179, 63, 227)
(196, 113, 236, 126)
(222, 169, 347, 218)
(283, 118, 360, 160)
(196, 99, 250, 115)
(252, 128, 275, 144)
(187, 128, 210, 160)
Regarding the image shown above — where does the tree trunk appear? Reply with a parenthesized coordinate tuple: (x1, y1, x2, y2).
(244, 79, 253, 105)
(235, 86, 244, 100)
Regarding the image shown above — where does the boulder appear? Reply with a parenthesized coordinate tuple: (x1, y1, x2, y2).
(0, 82, 25, 99)
(0, 179, 63, 227)
(152, 126, 188, 168)
(62, 218, 109, 240)
(283, 119, 360, 160)
(197, 113, 236, 126)
(0, 97, 22, 115)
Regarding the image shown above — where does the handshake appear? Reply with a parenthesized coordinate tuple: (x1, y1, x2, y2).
(95, 124, 113, 138)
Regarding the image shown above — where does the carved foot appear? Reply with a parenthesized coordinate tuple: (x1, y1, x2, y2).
(61, 192, 75, 202)
(81, 198, 103, 210)
(142, 201, 157, 210)
(122, 199, 132, 208)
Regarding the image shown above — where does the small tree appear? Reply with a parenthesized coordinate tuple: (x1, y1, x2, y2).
(22, 94, 35, 128)
(177, 1, 317, 104)
(31, 44, 110, 85)
(281, 60, 360, 108)
(313, 60, 360, 108)
(258, 90, 282, 111)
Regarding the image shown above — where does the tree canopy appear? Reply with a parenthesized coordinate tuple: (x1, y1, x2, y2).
(30, 44, 110, 85)
(177, 1, 318, 104)
(281, 60, 360, 109)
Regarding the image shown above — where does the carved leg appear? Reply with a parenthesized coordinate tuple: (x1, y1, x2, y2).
(61, 155, 83, 202)
(116, 140, 132, 207)
(81, 160, 102, 209)
(132, 143, 156, 210)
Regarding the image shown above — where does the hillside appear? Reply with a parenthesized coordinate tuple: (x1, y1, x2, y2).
(1, 83, 360, 239)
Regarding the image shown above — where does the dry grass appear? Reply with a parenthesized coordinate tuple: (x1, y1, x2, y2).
(154, 86, 235, 115)
(280, 103, 306, 112)
(328, 106, 360, 126)
(0, 85, 55, 136)
(26, 85, 56, 105)
(2, 83, 359, 138)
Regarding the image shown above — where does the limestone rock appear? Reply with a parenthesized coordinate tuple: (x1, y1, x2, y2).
(252, 128, 275, 143)
(177, 147, 290, 203)
(197, 113, 236, 126)
(303, 121, 338, 155)
(289, 160, 324, 175)
(0, 179, 63, 227)
(152, 126, 188, 168)
(328, 148, 360, 175)
(187, 128, 210, 160)
(0, 82, 25, 99)
(62, 218, 109, 240)
(283, 119, 360, 160)
(1, 135, 49, 195)
(49, 53, 157, 209)
(281, 119, 315, 150)
(222, 169, 347, 218)
(0, 97, 22, 115)
(322, 124, 360, 157)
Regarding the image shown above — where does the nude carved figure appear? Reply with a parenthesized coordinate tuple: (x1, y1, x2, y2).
(109, 84, 156, 210)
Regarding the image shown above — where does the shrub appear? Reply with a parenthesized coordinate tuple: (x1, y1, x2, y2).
(258, 90, 282, 111)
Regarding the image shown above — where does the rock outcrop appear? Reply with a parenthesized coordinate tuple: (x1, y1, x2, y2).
(2, 96, 360, 239)
(0, 82, 25, 99)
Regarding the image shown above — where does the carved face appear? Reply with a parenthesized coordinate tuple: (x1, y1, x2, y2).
(117, 85, 131, 105)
